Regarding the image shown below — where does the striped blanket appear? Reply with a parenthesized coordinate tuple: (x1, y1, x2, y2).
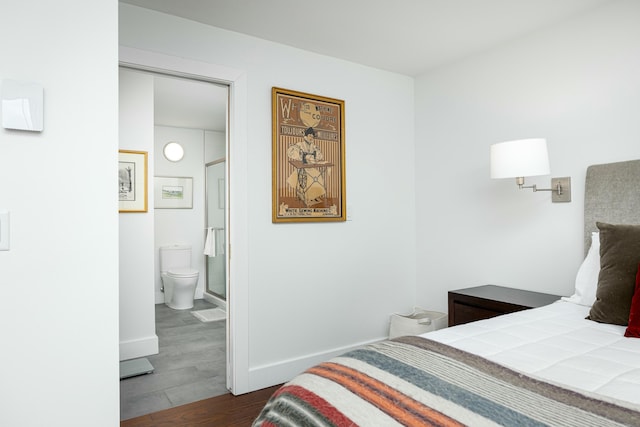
(253, 336, 640, 426)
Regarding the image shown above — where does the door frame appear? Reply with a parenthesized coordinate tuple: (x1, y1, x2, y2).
(119, 47, 250, 394)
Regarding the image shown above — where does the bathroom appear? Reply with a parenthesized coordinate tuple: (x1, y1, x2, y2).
(153, 74, 228, 310)
(119, 69, 230, 419)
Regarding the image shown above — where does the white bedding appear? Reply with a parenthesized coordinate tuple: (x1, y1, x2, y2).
(424, 300, 640, 406)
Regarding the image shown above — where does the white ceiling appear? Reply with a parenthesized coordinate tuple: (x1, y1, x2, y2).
(152, 74, 228, 132)
(121, 0, 610, 76)
(121, 0, 611, 132)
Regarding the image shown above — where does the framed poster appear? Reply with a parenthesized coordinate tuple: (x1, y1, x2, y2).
(118, 150, 148, 213)
(154, 176, 193, 209)
(272, 87, 346, 223)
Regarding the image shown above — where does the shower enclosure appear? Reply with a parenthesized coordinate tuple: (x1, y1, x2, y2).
(205, 159, 226, 306)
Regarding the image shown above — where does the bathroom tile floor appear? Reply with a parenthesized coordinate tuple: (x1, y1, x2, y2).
(120, 299, 228, 421)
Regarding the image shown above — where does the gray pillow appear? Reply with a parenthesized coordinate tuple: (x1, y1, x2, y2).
(587, 222, 640, 325)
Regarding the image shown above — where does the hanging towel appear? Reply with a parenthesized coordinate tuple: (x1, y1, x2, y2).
(204, 227, 217, 256)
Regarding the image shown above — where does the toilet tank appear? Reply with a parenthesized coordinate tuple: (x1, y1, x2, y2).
(159, 245, 192, 273)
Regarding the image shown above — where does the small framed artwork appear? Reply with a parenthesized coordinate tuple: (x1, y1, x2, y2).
(119, 150, 148, 213)
(154, 176, 193, 209)
(272, 87, 346, 223)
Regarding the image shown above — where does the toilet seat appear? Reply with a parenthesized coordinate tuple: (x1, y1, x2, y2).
(167, 268, 199, 278)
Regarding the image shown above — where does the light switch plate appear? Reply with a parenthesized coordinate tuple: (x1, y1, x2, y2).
(1, 79, 44, 131)
(0, 210, 9, 251)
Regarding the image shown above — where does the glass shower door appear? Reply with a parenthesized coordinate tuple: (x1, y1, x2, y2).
(206, 160, 226, 300)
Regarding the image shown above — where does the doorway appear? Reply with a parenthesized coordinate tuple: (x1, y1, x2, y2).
(120, 46, 251, 395)
(119, 65, 231, 418)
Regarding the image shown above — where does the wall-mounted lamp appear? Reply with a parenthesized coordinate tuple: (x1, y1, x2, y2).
(490, 138, 571, 203)
(163, 141, 184, 162)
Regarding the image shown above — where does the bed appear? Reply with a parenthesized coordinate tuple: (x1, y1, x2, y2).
(253, 159, 640, 426)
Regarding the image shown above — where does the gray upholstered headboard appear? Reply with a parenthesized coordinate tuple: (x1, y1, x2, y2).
(584, 159, 640, 256)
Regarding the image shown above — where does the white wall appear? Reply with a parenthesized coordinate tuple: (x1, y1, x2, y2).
(119, 68, 158, 360)
(414, 0, 640, 313)
(205, 130, 226, 163)
(0, 1, 119, 426)
(120, 4, 416, 391)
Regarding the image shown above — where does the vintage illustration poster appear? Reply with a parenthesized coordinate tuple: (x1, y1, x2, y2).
(272, 87, 346, 223)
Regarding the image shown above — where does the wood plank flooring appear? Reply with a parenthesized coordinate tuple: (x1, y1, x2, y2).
(121, 385, 281, 427)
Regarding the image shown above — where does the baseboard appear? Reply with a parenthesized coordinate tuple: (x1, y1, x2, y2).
(246, 337, 384, 392)
(119, 335, 159, 361)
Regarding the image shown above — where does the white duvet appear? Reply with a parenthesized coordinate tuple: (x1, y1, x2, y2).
(424, 300, 640, 406)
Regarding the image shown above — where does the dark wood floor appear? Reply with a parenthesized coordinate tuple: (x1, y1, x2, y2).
(121, 385, 281, 427)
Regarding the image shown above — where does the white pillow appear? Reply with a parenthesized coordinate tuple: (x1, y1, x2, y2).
(562, 232, 600, 306)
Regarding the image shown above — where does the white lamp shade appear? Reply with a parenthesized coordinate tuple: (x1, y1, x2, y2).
(490, 138, 550, 179)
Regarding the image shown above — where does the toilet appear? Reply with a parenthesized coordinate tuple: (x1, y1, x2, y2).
(159, 245, 199, 310)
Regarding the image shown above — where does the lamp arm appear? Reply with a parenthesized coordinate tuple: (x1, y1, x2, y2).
(515, 177, 563, 195)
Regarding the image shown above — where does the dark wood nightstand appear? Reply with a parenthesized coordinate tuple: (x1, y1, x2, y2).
(448, 285, 562, 327)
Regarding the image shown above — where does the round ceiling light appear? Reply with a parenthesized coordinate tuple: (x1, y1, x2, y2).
(163, 141, 184, 162)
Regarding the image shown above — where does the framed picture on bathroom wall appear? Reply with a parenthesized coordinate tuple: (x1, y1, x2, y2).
(154, 176, 193, 209)
(271, 87, 346, 223)
(118, 150, 148, 213)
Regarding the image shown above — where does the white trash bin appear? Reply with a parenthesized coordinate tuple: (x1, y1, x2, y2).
(389, 307, 447, 339)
